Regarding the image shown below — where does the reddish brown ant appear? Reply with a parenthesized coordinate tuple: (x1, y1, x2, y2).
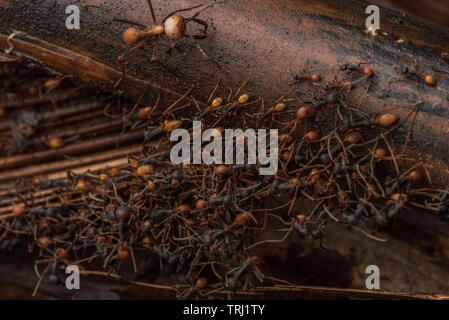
(112, 0, 220, 87)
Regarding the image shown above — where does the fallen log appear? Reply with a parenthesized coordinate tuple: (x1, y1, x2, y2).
(1, 0, 449, 300)
(0, 0, 448, 162)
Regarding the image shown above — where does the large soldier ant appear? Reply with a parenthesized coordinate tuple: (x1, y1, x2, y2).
(112, 0, 222, 87)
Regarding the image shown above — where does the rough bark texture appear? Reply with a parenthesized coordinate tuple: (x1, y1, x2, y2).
(0, 0, 448, 161)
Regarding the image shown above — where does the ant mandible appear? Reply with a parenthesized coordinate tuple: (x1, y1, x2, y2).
(113, 0, 215, 87)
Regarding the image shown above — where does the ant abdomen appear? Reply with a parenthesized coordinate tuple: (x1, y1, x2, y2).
(123, 28, 141, 44)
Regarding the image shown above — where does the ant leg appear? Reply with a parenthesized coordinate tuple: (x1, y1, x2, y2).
(166, 43, 186, 56)
(150, 37, 180, 80)
(162, 4, 204, 22)
(319, 237, 328, 251)
(115, 38, 150, 88)
(151, 36, 160, 61)
(179, 0, 226, 22)
(146, 0, 157, 24)
(124, 85, 149, 122)
(112, 17, 146, 28)
(184, 33, 222, 70)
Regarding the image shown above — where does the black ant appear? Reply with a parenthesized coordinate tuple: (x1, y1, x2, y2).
(287, 64, 322, 86)
(313, 91, 339, 108)
(180, 278, 208, 299)
(339, 61, 373, 76)
(339, 63, 360, 73)
(227, 256, 264, 292)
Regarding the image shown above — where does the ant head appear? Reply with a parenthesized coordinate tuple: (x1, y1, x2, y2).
(37, 236, 52, 248)
(12, 203, 26, 216)
(249, 256, 261, 267)
(123, 27, 141, 44)
(55, 247, 68, 259)
(164, 15, 185, 39)
(118, 246, 130, 261)
(138, 106, 152, 119)
(195, 277, 208, 289)
(163, 119, 182, 132)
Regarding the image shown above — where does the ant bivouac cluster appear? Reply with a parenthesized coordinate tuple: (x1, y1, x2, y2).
(0, 52, 448, 299)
